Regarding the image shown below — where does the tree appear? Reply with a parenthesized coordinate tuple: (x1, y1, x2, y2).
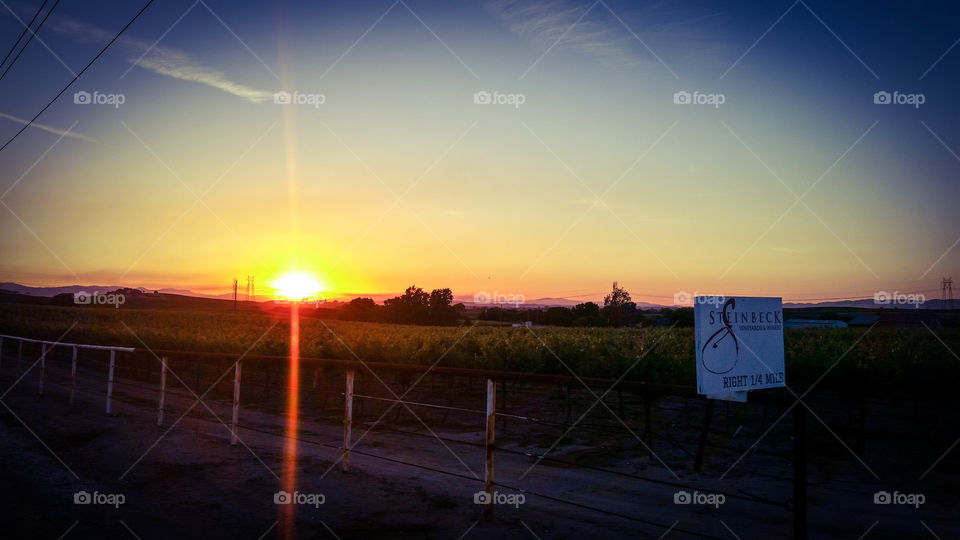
(428, 288, 458, 325)
(544, 306, 573, 326)
(603, 281, 634, 326)
(384, 285, 431, 323)
(604, 281, 631, 307)
(571, 301, 600, 326)
(340, 297, 378, 321)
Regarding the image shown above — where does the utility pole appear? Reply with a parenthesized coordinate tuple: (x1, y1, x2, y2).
(233, 278, 238, 310)
(943, 277, 954, 310)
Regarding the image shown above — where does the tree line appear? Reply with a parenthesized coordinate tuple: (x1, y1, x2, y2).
(338, 286, 464, 325)
(335, 282, 694, 327)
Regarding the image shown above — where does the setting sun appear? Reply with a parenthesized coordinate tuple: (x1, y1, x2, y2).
(271, 271, 323, 301)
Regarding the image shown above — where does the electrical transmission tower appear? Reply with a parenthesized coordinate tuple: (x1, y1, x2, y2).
(245, 275, 255, 302)
(942, 277, 954, 310)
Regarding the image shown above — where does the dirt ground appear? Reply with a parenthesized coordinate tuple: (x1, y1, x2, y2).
(0, 347, 958, 539)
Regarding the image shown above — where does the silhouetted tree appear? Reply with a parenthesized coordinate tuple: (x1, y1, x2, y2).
(663, 307, 694, 327)
(603, 281, 634, 326)
(340, 297, 378, 321)
(428, 288, 458, 325)
(571, 301, 601, 326)
(383, 285, 430, 323)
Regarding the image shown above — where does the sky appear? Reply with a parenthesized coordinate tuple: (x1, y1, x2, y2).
(0, 0, 958, 304)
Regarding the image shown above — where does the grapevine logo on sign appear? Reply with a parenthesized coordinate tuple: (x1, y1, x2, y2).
(695, 296, 785, 398)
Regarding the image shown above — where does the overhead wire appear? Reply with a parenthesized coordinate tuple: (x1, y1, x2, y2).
(0, 0, 156, 153)
(0, 0, 51, 73)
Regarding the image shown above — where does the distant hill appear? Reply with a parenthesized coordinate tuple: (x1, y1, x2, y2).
(0, 282, 133, 297)
(0, 282, 235, 300)
(784, 298, 953, 310)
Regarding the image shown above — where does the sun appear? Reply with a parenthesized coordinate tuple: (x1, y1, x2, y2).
(272, 271, 323, 301)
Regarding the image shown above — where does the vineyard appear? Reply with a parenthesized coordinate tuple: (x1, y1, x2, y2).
(1, 302, 958, 398)
(1, 300, 959, 538)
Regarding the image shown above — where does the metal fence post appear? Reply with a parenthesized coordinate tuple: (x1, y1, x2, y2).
(231, 360, 242, 446)
(157, 356, 167, 426)
(69, 346, 77, 405)
(106, 349, 116, 415)
(343, 368, 355, 472)
(794, 405, 807, 540)
(38, 343, 46, 395)
(485, 378, 497, 522)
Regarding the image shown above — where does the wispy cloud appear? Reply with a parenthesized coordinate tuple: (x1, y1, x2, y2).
(486, 0, 727, 71)
(0, 112, 96, 142)
(486, 0, 640, 68)
(45, 16, 272, 103)
(134, 48, 272, 103)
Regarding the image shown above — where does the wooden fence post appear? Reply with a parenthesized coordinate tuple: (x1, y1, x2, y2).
(694, 399, 714, 472)
(794, 405, 807, 540)
(157, 356, 167, 426)
(106, 349, 115, 415)
(69, 347, 77, 405)
(231, 360, 242, 445)
(343, 368, 355, 472)
(484, 378, 497, 522)
(644, 390, 653, 443)
(38, 343, 46, 395)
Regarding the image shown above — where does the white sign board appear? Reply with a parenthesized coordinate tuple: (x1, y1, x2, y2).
(695, 296, 785, 397)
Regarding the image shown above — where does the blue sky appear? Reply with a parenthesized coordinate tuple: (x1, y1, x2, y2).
(0, 0, 958, 303)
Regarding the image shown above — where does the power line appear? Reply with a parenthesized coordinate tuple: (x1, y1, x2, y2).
(0, 0, 62, 82)
(0, 0, 51, 73)
(0, 0, 156, 154)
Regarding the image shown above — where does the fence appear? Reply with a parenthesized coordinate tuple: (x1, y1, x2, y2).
(0, 332, 819, 539)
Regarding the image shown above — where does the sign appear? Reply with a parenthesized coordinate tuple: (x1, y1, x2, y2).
(695, 296, 785, 397)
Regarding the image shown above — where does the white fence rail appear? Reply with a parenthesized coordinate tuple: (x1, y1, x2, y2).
(0, 334, 134, 413)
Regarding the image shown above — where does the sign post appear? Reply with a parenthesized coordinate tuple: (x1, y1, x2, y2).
(694, 296, 796, 535)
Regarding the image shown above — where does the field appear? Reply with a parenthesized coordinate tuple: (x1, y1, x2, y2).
(2, 299, 960, 538)
(1, 302, 959, 399)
